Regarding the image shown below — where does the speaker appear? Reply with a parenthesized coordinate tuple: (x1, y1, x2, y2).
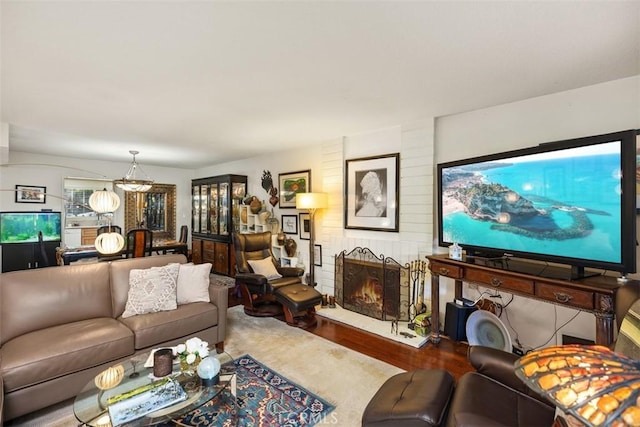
(444, 302, 477, 341)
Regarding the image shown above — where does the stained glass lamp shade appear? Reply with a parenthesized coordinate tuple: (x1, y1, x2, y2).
(514, 345, 640, 426)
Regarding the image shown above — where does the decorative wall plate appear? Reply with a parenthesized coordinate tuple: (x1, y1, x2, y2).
(465, 310, 512, 352)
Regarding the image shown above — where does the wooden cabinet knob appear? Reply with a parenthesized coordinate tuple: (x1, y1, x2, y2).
(490, 278, 503, 287)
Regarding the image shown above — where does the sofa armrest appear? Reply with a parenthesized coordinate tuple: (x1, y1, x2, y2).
(468, 346, 526, 392)
(468, 345, 555, 408)
(208, 283, 229, 346)
(277, 266, 304, 277)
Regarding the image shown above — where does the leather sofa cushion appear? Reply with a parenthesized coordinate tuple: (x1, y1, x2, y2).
(119, 302, 218, 350)
(446, 372, 555, 427)
(1, 262, 112, 344)
(1, 318, 133, 392)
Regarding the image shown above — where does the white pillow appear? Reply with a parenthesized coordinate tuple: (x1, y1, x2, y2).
(247, 257, 282, 280)
(177, 263, 212, 305)
(122, 263, 180, 318)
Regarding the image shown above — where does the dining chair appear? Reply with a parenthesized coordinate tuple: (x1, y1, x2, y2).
(178, 225, 188, 244)
(125, 228, 153, 258)
(36, 231, 51, 268)
(97, 225, 122, 235)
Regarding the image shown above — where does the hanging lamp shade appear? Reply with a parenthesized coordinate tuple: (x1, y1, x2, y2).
(89, 189, 120, 214)
(113, 150, 154, 192)
(95, 232, 125, 255)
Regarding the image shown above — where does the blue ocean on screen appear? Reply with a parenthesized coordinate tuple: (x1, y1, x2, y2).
(442, 153, 622, 264)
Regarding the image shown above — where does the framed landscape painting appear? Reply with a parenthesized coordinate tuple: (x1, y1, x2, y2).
(345, 153, 399, 231)
(279, 170, 311, 208)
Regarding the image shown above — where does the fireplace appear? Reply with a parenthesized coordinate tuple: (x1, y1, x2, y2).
(334, 248, 410, 321)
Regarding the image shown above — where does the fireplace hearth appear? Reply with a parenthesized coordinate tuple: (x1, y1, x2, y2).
(334, 247, 410, 321)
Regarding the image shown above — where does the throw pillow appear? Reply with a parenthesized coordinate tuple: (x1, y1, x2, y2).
(247, 257, 282, 280)
(177, 262, 212, 305)
(122, 263, 180, 318)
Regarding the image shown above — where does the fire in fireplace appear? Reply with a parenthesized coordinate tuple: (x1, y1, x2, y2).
(335, 247, 410, 321)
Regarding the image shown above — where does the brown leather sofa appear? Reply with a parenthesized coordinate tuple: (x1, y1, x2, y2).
(364, 279, 640, 427)
(0, 254, 228, 422)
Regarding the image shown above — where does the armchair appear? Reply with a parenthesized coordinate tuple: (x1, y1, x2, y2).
(232, 231, 322, 328)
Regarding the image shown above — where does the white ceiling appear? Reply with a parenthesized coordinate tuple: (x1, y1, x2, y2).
(2, 1, 639, 169)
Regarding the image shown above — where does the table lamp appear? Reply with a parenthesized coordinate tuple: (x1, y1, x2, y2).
(514, 344, 640, 426)
(296, 193, 328, 287)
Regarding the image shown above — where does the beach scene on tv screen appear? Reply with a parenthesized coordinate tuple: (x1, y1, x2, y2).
(441, 142, 623, 264)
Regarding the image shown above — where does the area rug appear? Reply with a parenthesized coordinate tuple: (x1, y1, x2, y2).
(172, 354, 335, 426)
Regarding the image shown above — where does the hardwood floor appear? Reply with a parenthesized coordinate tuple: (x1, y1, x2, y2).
(229, 292, 474, 380)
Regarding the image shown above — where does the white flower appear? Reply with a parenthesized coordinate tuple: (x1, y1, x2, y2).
(185, 337, 203, 354)
(186, 353, 197, 364)
(175, 344, 186, 354)
(199, 346, 210, 358)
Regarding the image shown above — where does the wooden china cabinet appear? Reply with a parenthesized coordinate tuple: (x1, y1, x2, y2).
(191, 174, 247, 276)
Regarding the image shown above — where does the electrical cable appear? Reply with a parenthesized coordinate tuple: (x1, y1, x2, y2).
(533, 307, 582, 349)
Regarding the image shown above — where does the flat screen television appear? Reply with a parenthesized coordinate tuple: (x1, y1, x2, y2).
(0, 211, 62, 244)
(437, 130, 637, 279)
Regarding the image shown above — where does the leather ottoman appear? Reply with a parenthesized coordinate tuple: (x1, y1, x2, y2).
(362, 369, 455, 427)
(274, 283, 323, 328)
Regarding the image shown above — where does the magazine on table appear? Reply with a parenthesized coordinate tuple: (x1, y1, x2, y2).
(108, 378, 187, 426)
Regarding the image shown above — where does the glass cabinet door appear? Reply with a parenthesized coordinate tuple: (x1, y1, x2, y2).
(231, 182, 246, 232)
(210, 184, 218, 235)
(219, 182, 229, 235)
(192, 185, 201, 233)
(200, 185, 209, 234)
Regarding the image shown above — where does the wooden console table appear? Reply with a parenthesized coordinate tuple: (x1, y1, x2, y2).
(426, 254, 624, 346)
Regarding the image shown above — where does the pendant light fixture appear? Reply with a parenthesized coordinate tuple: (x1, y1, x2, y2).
(89, 188, 124, 255)
(114, 150, 154, 192)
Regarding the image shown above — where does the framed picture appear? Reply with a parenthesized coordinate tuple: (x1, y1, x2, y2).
(279, 170, 311, 208)
(281, 215, 298, 234)
(345, 153, 399, 231)
(15, 185, 46, 204)
(314, 244, 322, 266)
(299, 213, 310, 240)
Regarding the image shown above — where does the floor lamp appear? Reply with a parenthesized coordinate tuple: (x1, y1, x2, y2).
(296, 193, 328, 287)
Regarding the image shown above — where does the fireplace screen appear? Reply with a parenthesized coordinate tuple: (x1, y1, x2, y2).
(335, 247, 410, 321)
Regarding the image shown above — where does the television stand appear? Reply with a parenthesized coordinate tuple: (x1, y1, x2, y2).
(427, 254, 626, 346)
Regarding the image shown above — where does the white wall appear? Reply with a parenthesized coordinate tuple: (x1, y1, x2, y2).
(434, 75, 640, 349)
(196, 120, 435, 295)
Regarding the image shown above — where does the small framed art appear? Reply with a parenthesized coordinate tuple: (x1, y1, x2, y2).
(279, 170, 311, 208)
(15, 185, 46, 204)
(281, 215, 298, 234)
(299, 213, 310, 240)
(314, 244, 322, 266)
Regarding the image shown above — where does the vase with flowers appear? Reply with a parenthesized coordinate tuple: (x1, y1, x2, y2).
(174, 337, 209, 375)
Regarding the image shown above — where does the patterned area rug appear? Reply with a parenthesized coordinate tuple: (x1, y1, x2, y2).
(171, 354, 335, 426)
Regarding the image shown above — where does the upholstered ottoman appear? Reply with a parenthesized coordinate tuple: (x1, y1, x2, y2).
(275, 283, 323, 328)
(362, 369, 455, 427)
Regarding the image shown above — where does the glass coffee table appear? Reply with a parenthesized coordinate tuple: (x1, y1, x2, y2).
(74, 352, 236, 426)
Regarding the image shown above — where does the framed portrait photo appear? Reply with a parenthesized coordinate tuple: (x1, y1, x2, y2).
(279, 170, 311, 208)
(15, 185, 46, 204)
(345, 153, 399, 231)
(299, 213, 311, 240)
(281, 215, 298, 234)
